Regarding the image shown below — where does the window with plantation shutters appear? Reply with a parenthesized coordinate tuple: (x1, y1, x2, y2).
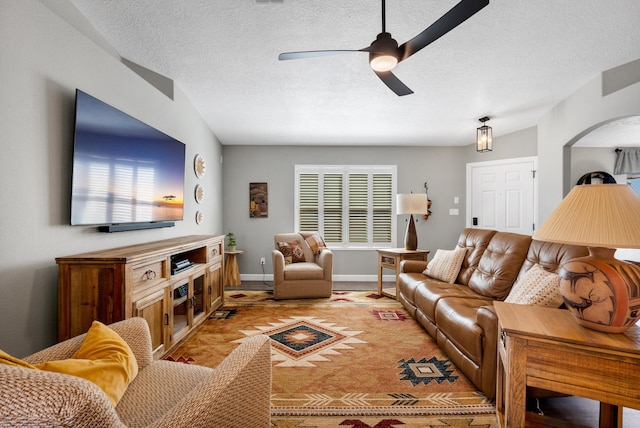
(295, 165, 397, 248)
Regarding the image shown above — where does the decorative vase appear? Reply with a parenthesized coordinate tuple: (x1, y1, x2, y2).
(558, 247, 640, 333)
(404, 214, 417, 250)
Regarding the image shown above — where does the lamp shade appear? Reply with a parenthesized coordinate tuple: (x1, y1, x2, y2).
(534, 183, 640, 333)
(396, 193, 430, 215)
(533, 184, 640, 248)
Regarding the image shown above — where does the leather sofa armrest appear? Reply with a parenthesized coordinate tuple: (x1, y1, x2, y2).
(400, 260, 428, 273)
(476, 304, 498, 399)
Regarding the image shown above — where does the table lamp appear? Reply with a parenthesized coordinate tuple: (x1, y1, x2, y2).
(396, 193, 430, 250)
(533, 183, 640, 333)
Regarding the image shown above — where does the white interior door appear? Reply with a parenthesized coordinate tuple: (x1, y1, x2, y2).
(466, 157, 537, 235)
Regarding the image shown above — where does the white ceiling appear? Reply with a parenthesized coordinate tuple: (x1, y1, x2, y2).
(66, 0, 640, 147)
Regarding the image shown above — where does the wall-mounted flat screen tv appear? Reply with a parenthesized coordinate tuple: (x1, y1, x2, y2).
(71, 89, 185, 230)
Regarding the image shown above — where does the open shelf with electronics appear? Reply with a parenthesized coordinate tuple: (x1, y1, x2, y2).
(57, 235, 224, 358)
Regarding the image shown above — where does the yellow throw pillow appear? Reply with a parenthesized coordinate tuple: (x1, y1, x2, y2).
(0, 321, 138, 406)
(37, 321, 138, 406)
(0, 349, 37, 368)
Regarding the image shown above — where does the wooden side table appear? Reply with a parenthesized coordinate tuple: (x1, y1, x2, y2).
(494, 301, 640, 428)
(376, 248, 429, 299)
(224, 250, 244, 286)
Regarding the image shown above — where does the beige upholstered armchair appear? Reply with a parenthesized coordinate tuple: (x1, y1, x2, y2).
(0, 318, 272, 428)
(272, 232, 333, 299)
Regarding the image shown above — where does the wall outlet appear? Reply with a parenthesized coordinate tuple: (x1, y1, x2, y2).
(260, 257, 266, 265)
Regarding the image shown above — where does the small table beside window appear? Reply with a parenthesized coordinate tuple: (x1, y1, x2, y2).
(377, 248, 429, 299)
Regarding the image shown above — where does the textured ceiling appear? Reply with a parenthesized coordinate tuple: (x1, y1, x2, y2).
(67, 0, 640, 147)
(574, 116, 640, 147)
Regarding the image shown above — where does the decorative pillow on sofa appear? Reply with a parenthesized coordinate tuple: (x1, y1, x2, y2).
(423, 247, 467, 283)
(0, 321, 138, 407)
(300, 231, 326, 255)
(277, 241, 306, 264)
(505, 264, 563, 307)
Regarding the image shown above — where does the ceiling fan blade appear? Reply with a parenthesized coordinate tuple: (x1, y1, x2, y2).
(279, 50, 365, 61)
(398, 0, 489, 61)
(374, 70, 414, 96)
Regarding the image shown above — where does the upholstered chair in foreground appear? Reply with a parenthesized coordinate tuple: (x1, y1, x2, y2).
(0, 318, 272, 427)
(272, 232, 333, 299)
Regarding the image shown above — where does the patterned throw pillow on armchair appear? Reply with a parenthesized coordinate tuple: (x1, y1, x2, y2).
(276, 241, 306, 264)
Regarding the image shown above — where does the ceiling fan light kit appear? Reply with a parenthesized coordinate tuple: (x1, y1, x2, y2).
(278, 0, 490, 96)
(369, 33, 399, 72)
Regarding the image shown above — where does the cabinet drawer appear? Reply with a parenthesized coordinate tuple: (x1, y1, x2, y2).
(208, 242, 223, 261)
(381, 256, 396, 266)
(132, 258, 167, 290)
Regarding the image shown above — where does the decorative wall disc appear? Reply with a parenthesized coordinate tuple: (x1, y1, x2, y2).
(195, 184, 205, 204)
(194, 154, 206, 178)
(196, 211, 204, 224)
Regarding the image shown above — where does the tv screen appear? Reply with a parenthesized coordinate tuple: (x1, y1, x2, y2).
(71, 89, 185, 227)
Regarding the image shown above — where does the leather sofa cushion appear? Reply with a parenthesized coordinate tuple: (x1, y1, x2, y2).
(414, 279, 488, 324)
(435, 296, 494, 365)
(398, 272, 426, 307)
(455, 228, 497, 286)
(517, 239, 590, 281)
(467, 232, 531, 299)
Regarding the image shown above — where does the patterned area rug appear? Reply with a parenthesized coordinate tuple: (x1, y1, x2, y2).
(166, 290, 498, 427)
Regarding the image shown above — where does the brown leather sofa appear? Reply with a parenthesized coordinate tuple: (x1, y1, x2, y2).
(398, 228, 588, 399)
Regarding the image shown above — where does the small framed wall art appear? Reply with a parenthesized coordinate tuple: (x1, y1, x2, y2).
(250, 182, 268, 218)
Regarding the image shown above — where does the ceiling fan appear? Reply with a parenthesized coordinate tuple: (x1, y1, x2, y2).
(278, 0, 489, 96)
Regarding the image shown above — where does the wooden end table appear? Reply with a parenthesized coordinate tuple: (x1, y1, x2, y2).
(494, 301, 640, 428)
(224, 250, 244, 286)
(376, 248, 429, 299)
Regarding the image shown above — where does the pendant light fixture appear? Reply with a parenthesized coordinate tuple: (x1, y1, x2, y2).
(476, 116, 493, 152)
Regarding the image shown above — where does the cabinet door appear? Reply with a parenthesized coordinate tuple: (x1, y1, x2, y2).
(171, 280, 190, 345)
(191, 271, 206, 326)
(133, 287, 170, 358)
(207, 261, 223, 312)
